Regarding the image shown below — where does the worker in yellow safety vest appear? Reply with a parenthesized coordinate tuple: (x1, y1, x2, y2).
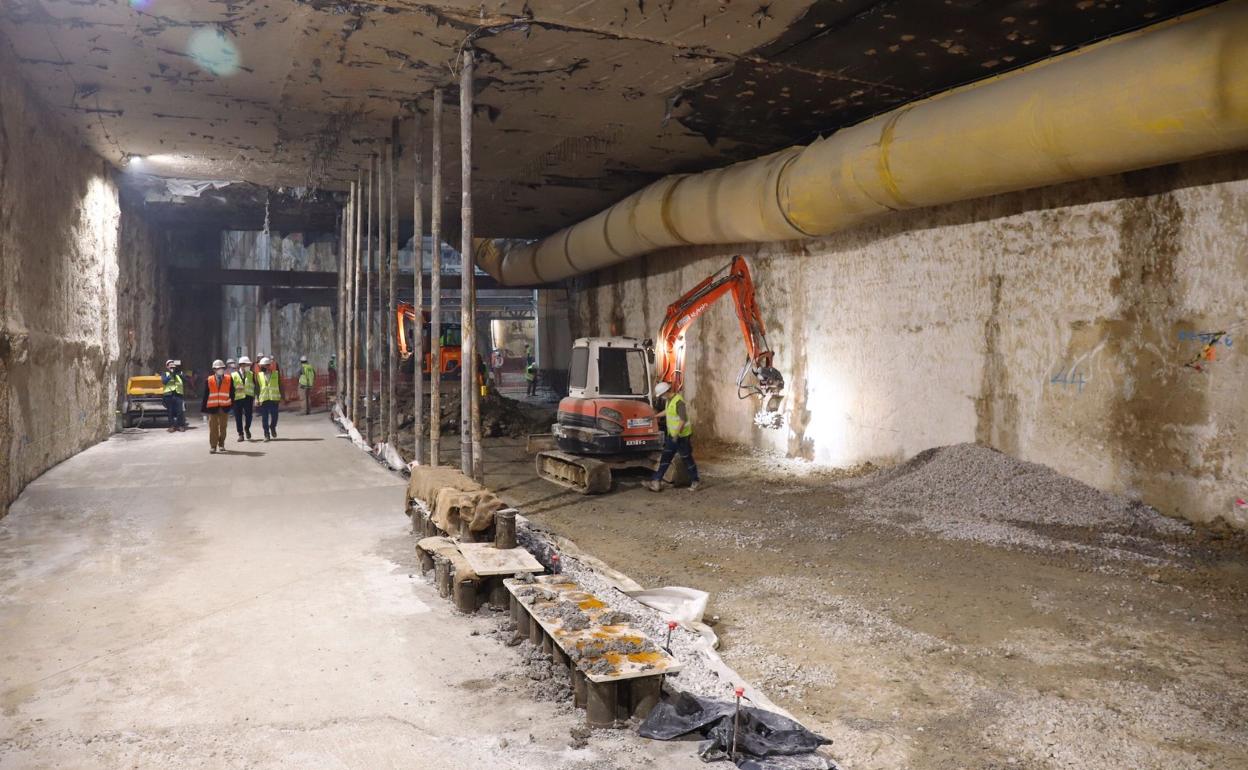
(525, 361, 538, 397)
(161, 359, 187, 432)
(298, 355, 316, 415)
(232, 355, 257, 441)
(644, 381, 701, 493)
(256, 356, 283, 441)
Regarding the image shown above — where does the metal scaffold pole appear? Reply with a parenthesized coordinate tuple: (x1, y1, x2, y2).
(461, 49, 481, 481)
(351, 172, 362, 423)
(388, 118, 399, 450)
(376, 141, 386, 446)
(429, 89, 443, 466)
(364, 154, 374, 444)
(411, 105, 425, 465)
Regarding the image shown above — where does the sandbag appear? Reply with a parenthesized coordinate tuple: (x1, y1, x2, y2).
(409, 466, 506, 534)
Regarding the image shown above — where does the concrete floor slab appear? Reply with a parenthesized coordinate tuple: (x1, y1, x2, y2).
(0, 415, 703, 769)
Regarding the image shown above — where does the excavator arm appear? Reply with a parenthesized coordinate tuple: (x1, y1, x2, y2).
(653, 255, 786, 428)
(396, 301, 418, 360)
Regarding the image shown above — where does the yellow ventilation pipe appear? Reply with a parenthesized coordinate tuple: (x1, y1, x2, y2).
(479, 0, 1248, 286)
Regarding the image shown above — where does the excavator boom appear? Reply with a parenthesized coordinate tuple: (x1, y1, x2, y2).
(654, 256, 785, 428)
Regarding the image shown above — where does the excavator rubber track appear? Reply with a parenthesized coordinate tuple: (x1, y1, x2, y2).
(535, 449, 691, 495)
(536, 451, 613, 494)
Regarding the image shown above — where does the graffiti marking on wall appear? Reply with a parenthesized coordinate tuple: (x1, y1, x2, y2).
(1048, 368, 1087, 393)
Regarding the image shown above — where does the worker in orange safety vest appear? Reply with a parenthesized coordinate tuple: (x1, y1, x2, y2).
(201, 359, 235, 454)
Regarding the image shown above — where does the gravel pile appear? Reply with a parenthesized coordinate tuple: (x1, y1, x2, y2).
(834, 443, 1193, 555)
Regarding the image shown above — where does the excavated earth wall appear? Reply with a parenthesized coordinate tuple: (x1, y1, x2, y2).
(572, 153, 1248, 529)
(0, 39, 168, 516)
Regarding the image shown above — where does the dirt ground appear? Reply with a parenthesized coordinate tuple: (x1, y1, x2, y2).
(498, 441, 1246, 769)
(365, 395, 1248, 770)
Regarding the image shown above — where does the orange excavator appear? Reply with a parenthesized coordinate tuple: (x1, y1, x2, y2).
(395, 301, 463, 378)
(536, 255, 785, 493)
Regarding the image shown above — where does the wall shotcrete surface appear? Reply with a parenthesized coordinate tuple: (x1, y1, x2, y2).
(0, 39, 168, 517)
(572, 152, 1248, 529)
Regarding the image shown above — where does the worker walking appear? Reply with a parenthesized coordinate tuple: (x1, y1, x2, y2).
(162, 359, 187, 432)
(256, 356, 283, 440)
(525, 361, 538, 397)
(232, 355, 257, 441)
(298, 355, 316, 415)
(201, 359, 235, 454)
(645, 382, 701, 492)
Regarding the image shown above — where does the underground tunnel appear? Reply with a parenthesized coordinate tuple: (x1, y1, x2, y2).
(1, 1, 1246, 768)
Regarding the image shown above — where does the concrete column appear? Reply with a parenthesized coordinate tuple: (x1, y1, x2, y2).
(388, 118, 400, 450)
(536, 288, 572, 398)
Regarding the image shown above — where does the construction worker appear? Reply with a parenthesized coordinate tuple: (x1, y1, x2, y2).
(298, 355, 316, 415)
(525, 360, 538, 397)
(645, 381, 701, 493)
(232, 355, 257, 441)
(256, 356, 283, 440)
(201, 359, 235, 454)
(161, 359, 187, 432)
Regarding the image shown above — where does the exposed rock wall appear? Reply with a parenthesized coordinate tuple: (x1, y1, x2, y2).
(222, 231, 337, 373)
(0, 40, 168, 517)
(573, 153, 1248, 529)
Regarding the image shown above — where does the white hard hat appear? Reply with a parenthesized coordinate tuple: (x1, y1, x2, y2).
(259, 356, 271, 365)
(238, 355, 252, 365)
(300, 355, 307, 362)
(226, 358, 236, 365)
(212, 359, 225, 369)
(165, 359, 174, 366)
(654, 382, 671, 398)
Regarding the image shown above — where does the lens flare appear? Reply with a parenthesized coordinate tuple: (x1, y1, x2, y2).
(187, 28, 240, 77)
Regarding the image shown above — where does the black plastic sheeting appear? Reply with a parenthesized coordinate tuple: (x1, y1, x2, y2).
(639, 691, 839, 770)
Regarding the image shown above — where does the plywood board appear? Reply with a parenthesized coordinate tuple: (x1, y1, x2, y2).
(459, 542, 544, 576)
(506, 575, 681, 684)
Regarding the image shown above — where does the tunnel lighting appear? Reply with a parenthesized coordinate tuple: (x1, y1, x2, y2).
(187, 28, 241, 77)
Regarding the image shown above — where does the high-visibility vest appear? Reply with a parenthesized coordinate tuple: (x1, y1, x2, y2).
(299, 363, 315, 387)
(524, 363, 536, 382)
(206, 375, 232, 409)
(163, 373, 184, 396)
(257, 371, 281, 403)
(664, 394, 692, 438)
(231, 370, 256, 399)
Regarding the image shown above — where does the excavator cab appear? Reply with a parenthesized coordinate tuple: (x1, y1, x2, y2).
(556, 337, 663, 455)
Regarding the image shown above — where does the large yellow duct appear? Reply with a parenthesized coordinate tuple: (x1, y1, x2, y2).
(479, 0, 1248, 286)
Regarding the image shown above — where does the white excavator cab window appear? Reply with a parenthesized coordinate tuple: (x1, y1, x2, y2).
(569, 346, 590, 390)
(598, 348, 649, 397)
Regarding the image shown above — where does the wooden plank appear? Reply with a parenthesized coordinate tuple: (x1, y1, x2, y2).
(505, 575, 681, 684)
(458, 542, 544, 576)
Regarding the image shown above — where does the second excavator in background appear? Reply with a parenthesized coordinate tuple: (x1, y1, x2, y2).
(536, 255, 785, 494)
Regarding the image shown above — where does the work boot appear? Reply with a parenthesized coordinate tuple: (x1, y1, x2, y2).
(264, 433, 271, 441)
(271, 429, 277, 438)
(689, 480, 702, 492)
(644, 479, 662, 493)
(167, 426, 175, 433)
(237, 434, 244, 443)
(209, 447, 216, 454)
(245, 429, 252, 440)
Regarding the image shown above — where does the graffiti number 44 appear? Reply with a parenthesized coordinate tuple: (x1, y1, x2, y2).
(1049, 369, 1087, 392)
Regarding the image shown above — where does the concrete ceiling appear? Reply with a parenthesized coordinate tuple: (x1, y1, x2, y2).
(0, 0, 1219, 238)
